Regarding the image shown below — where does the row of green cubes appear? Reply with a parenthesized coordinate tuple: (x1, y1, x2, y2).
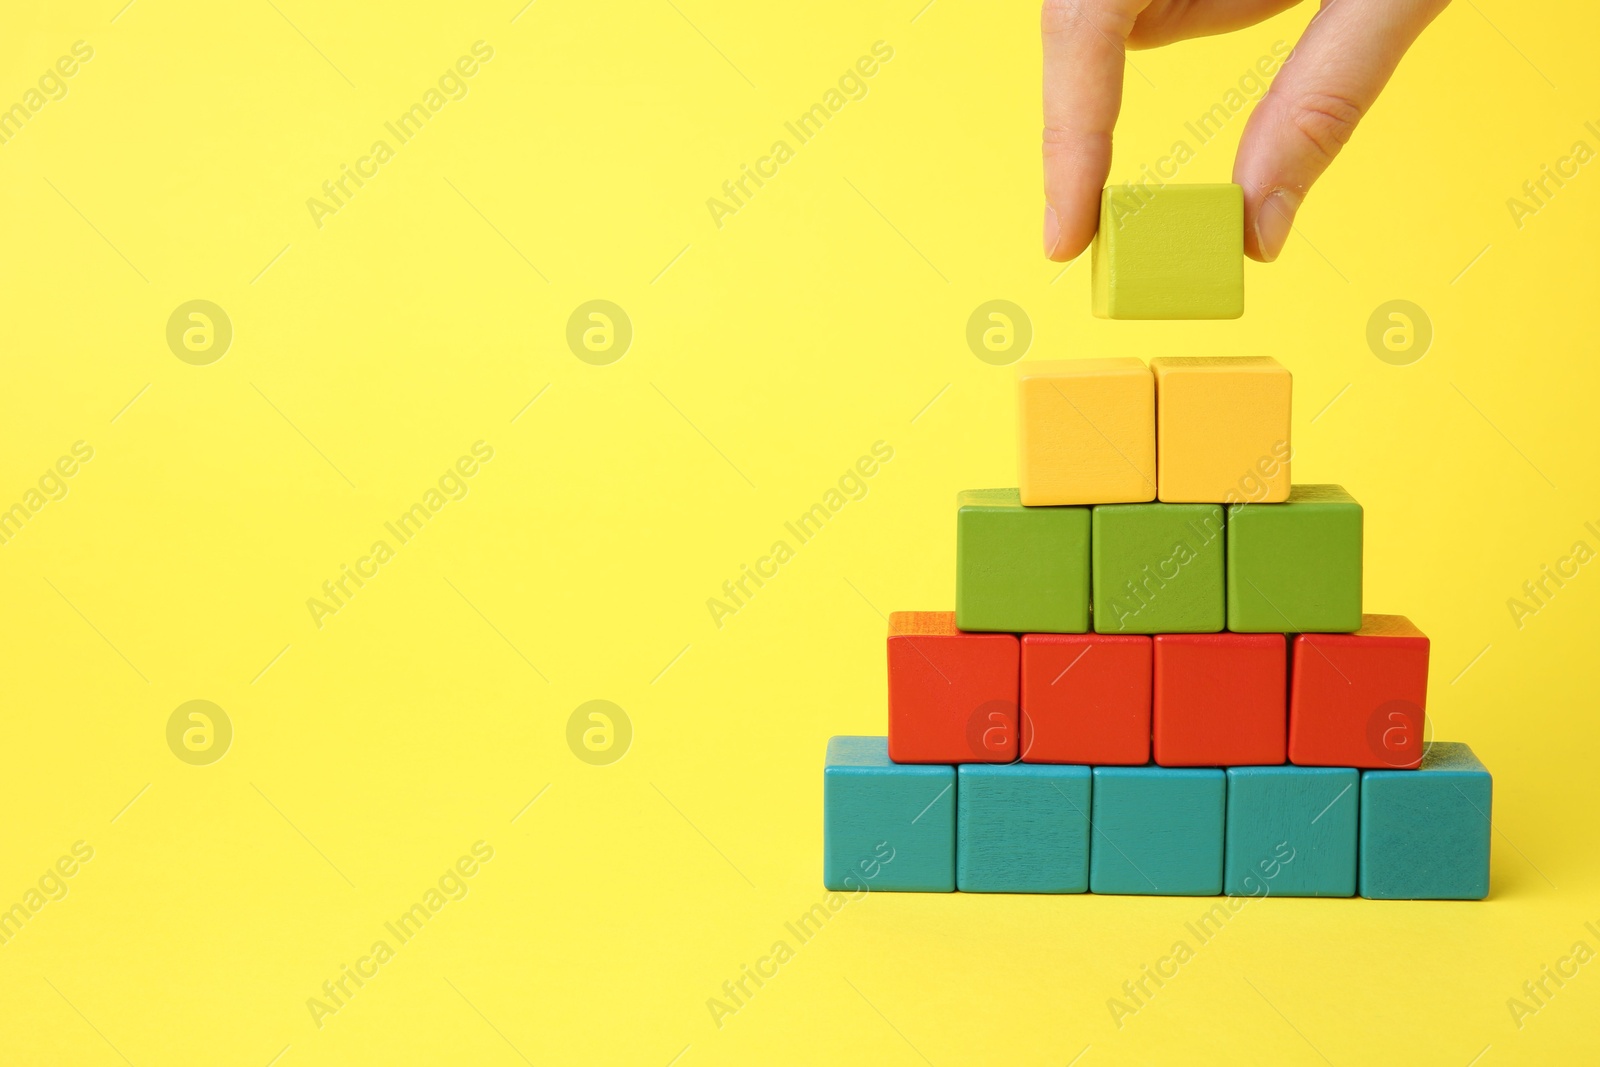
(957, 484, 1362, 634)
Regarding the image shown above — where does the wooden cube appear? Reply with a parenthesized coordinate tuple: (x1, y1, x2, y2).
(1288, 614, 1429, 769)
(1020, 633, 1151, 765)
(1089, 765, 1225, 895)
(1091, 183, 1244, 319)
(887, 612, 1018, 764)
(956, 764, 1091, 892)
(956, 489, 1089, 633)
(1092, 503, 1225, 633)
(1360, 742, 1491, 900)
(1226, 484, 1363, 633)
(1224, 766, 1358, 897)
(824, 737, 955, 892)
(1153, 633, 1286, 767)
(1016, 359, 1155, 506)
(1150, 356, 1291, 503)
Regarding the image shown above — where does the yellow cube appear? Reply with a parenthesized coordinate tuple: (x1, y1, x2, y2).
(1091, 184, 1244, 319)
(1017, 359, 1156, 506)
(1149, 356, 1292, 504)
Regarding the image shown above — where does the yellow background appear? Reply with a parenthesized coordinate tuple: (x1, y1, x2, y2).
(2, 1, 1596, 1063)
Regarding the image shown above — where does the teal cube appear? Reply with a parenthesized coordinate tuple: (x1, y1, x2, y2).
(1090, 765, 1225, 895)
(1224, 766, 1357, 897)
(956, 763, 1091, 893)
(1360, 742, 1491, 900)
(1091, 503, 1224, 633)
(956, 489, 1089, 633)
(824, 736, 954, 892)
(1227, 484, 1362, 633)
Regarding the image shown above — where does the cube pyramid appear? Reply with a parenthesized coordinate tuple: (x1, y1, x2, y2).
(823, 186, 1490, 900)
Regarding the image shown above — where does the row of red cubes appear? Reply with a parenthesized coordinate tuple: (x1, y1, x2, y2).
(887, 611, 1429, 769)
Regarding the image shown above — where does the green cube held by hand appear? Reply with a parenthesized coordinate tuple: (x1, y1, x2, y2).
(1092, 183, 1244, 320)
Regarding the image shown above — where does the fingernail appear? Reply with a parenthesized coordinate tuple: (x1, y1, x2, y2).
(1254, 188, 1301, 263)
(1043, 203, 1062, 258)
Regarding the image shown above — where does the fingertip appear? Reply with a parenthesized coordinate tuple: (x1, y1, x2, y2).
(1252, 189, 1300, 263)
(1238, 186, 1295, 263)
(1234, 118, 1304, 263)
(1239, 191, 1269, 263)
(1043, 199, 1095, 262)
(1043, 137, 1107, 261)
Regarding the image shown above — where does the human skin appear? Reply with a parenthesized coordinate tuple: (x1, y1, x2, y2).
(1041, 0, 1451, 262)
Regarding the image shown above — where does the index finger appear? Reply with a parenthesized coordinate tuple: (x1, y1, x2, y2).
(1042, 0, 1149, 261)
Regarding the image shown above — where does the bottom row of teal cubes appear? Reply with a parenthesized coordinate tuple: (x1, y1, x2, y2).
(823, 737, 1491, 900)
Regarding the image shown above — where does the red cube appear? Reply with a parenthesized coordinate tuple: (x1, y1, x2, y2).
(1153, 633, 1286, 766)
(1289, 614, 1429, 769)
(1020, 634, 1150, 764)
(887, 611, 1017, 763)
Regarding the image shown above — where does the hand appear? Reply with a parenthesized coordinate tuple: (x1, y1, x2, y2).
(1041, 0, 1450, 262)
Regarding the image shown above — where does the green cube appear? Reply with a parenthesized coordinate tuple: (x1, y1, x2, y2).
(1091, 503, 1224, 633)
(1091, 183, 1244, 320)
(1227, 484, 1362, 633)
(956, 489, 1089, 633)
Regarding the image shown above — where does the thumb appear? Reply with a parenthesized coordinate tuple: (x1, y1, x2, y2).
(1233, 0, 1449, 262)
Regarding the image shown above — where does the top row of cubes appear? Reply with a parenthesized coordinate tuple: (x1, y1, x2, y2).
(1018, 356, 1290, 506)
